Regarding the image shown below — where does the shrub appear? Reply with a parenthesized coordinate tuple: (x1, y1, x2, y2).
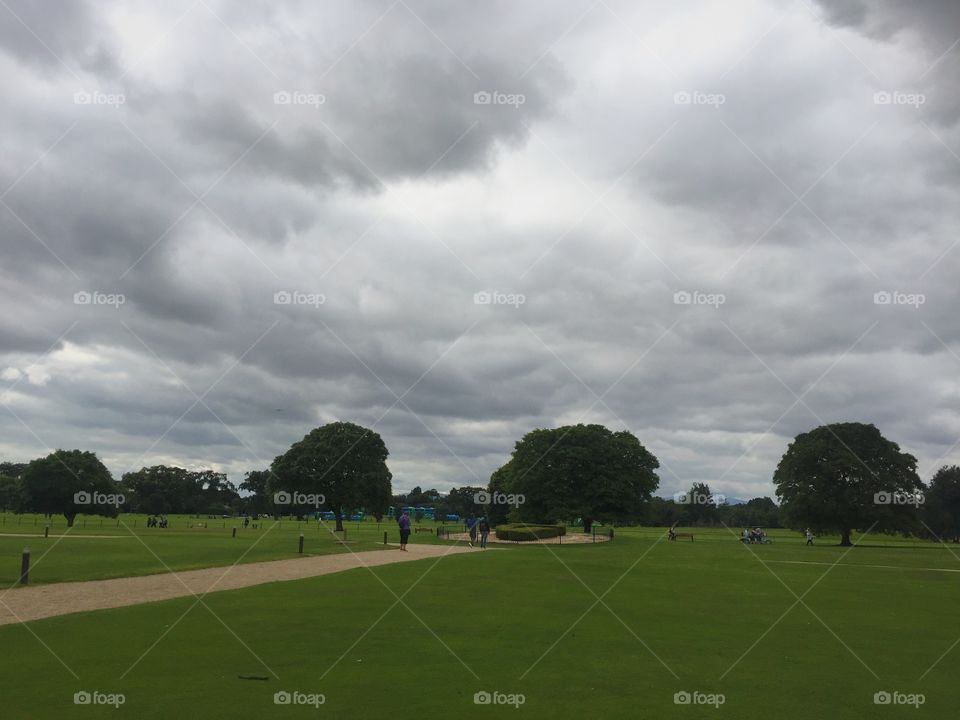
(495, 523, 566, 541)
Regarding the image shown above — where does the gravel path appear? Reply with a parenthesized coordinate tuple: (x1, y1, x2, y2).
(0, 544, 472, 626)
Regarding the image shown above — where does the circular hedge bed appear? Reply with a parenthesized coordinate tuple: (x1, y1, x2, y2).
(495, 523, 567, 541)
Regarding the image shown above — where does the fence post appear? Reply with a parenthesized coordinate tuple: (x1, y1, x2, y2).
(232, 527, 237, 538)
(383, 531, 388, 545)
(44, 525, 49, 538)
(298, 533, 304, 554)
(19, 547, 30, 585)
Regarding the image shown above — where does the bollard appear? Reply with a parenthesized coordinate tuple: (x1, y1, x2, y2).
(232, 527, 237, 538)
(44, 525, 49, 538)
(20, 547, 30, 585)
(298, 533, 304, 554)
(383, 531, 388, 545)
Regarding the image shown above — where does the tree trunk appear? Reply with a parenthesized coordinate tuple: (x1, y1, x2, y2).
(65, 512, 76, 528)
(840, 528, 851, 546)
(335, 511, 344, 532)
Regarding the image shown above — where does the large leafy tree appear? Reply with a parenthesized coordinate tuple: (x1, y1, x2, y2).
(774, 423, 921, 546)
(494, 424, 660, 532)
(923, 465, 960, 543)
(270, 422, 392, 531)
(21, 450, 119, 527)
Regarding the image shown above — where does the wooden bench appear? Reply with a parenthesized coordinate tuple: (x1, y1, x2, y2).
(414, 527, 433, 534)
(669, 532, 694, 542)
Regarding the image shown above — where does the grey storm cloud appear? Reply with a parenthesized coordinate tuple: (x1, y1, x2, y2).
(1, 0, 959, 499)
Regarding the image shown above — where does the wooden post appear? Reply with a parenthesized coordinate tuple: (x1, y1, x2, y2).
(298, 533, 304, 553)
(19, 547, 30, 585)
(44, 525, 49, 538)
(232, 527, 237, 538)
(383, 531, 388, 545)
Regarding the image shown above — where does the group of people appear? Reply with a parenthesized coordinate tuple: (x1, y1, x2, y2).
(466, 515, 491, 549)
(146, 515, 168, 528)
(741, 527, 768, 544)
(395, 511, 491, 550)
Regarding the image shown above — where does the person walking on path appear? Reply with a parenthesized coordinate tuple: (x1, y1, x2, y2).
(478, 516, 490, 549)
(398, 510, 411, 551)
(467, 514, 478, 547)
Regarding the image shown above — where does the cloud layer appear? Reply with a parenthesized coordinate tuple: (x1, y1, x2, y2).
(1, 0, 959, 499)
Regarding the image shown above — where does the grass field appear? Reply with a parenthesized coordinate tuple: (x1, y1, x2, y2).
(0, 519, 956, 718)
(0, 513, 406, 585)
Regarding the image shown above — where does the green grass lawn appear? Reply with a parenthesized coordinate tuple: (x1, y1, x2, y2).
(0, 513, 408, 585)
(0, 524, 956, 718)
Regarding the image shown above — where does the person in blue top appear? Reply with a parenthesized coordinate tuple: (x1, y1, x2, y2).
(398, 510, 411, 551)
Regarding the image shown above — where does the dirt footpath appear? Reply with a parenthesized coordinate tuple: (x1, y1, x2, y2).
(0, 543, 473, 626)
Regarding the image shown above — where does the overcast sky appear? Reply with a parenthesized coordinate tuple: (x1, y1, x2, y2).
(1, 0, 958, 500)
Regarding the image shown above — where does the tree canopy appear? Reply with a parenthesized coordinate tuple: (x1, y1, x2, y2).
(774, 422, 922, 545)
(270, 421, 392, 531)
(21, 450, 119, 527)
(492, 423, 660, 532)
(922, 465, 960, 543)
(121, 465, 239, 515)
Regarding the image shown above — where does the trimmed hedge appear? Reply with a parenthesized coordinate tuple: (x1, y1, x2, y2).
(495, 523, 567, 541)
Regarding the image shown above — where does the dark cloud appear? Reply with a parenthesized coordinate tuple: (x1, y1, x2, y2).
(1, 0, 959, 499)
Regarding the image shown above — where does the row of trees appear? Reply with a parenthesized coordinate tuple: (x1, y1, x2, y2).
(0, 452, 245, 526)
(3, 420, 959, 545)
(0, 422, 395, 530)
(482, 421, 960, 546)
